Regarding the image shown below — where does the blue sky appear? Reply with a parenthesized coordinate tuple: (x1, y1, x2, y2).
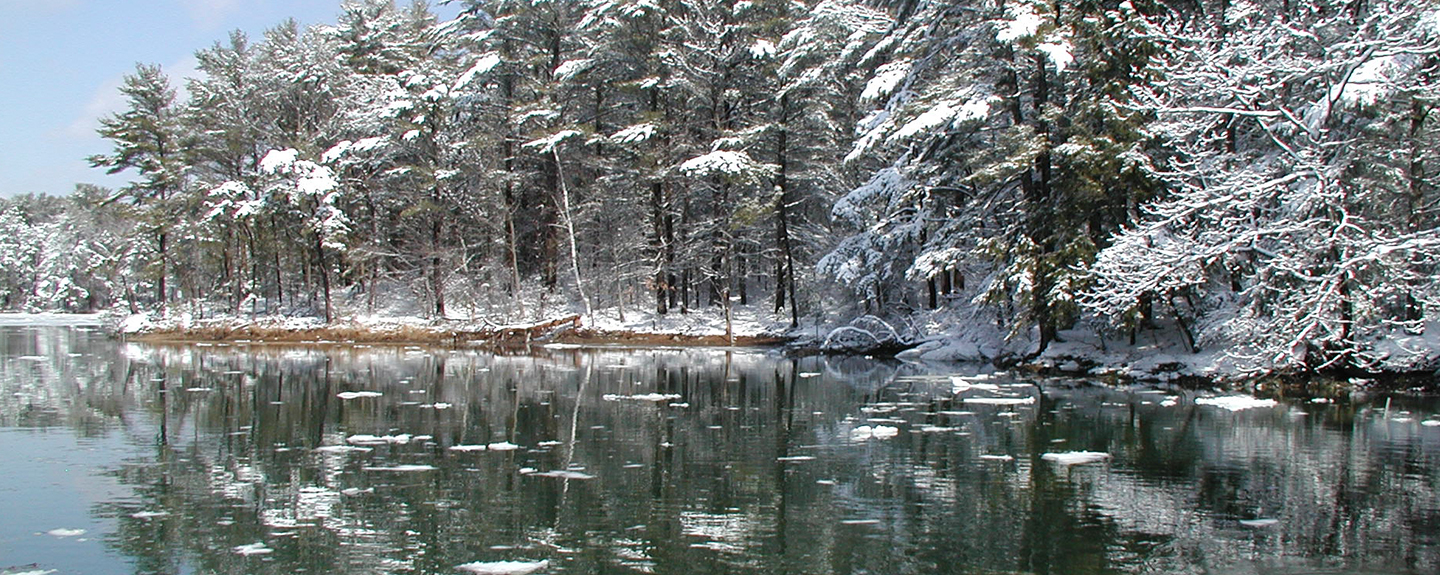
(0, 0, 459, 198)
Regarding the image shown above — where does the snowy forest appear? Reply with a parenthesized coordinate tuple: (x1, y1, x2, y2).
(3, 0, 1440, 373)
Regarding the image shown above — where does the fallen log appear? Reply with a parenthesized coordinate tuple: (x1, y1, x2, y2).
(488, 314, 583, 344)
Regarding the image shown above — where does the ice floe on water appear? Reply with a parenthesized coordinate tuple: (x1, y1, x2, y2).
(233, 542, 273, 556)
(44, 528, 85, 537)
(6, 569, 57, 575)
(337, 391, 383, 399)
(456, 560, 550, 574)
(1195, 396, 1278, 411)
(316, 445, 374, 454)
(1239, 518, 1279, 528)
(962, 396, 1036, 406)
(979, 454, 1015, 462)
(1041, 451, 1112, 466)
(362, 464, 438, 472)
(602, 393, 682, 402)
(523, 469, 595, 480)
(1423, 420, 1440, 427)
(776, 455, 816, 462)
(131, 511, 169, 519)
(487, 442, 521, 451)
(450, 444, 489, 452)
(851, 425, 899, 441)
(347, 434, 418, 445)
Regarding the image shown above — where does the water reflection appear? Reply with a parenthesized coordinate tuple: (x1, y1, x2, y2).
(2, 324, 1439, 574)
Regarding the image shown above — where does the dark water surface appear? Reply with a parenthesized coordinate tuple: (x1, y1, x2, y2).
(2, 322, 1439, 574)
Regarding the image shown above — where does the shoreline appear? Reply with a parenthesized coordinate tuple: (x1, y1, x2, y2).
(123, 322, 795, 349)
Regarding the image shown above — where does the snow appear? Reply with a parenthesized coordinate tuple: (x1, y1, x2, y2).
(45, 528, 85, 537)
(233, 542, 273, 556)
(1239, 518, 1279, 528)
(1037, 39, 1073, 72)
(487, 442, 521, 451)
(996, 3, 1042, 42)
(455, 560, 550, 575)
(1195, 396, 1278, 411)
(678, 151, 774, 180)
(347, 434, 416, 445)
(1041, 451, 1112, 466)
(962, 396, 1036, 406)
(610, 123, 658, 144)
(337, 391, 383, 399)
(603, 393, 682, 402)
(454, 53, 502, 92)
(979, 454, 1015, 461)
(860, 60, 910, 104)
(450, 445, 489, 452)
(362, 464, 439, 472)
(526, 470, 595, 480)
(850, 425, 900, 440)
(259, 149, 298, 172)
(888, 97, 991, 143)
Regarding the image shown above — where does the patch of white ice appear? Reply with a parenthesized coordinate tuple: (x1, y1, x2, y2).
(1041, 451, 1111, 466)
(455, 560, 550, 575)
(1195, 396, 1277, 411)
(850, 425, 900, 441)
(233, 542, 273, 556)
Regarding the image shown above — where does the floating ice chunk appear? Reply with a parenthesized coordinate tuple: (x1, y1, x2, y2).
(337, 391, 383, 400)
(979, 454, 1015, 462)
(433, 402, 452, 409)
(840, 519, 881, 525)
(185, 387, 213, 392)
(341, 488, 373, 496)
(1195, 396, 1277, 411)
(45, 528, 86, 537)
(602, 393, 682, 402)
(17, 355, 46, 361)
(456, 560, 550, 575)
(1159, 397, 1179, 407)
(450, 445, 488, 452)
(316, 445, 373, 454)
(8, 569, 57, 575)
(131, 511, 169, 519)
(362, 464, 438, 472)
(536, 441, 562, 447)
(851, 425, 900, 441)
(1310, 397, 1333, 404)
(233, 542, 273, 556)
(528, 470, 595, 480)
(798, 372, 821, 378)
(1239, 518, 1278, 528)
(776, 456, 816, 462)
(347, 434, 412, 445)
(1041, 451, 1111, 466)
(487, 442, 521, 451)
(1423, 420, 1440, 427)
(963, 397, 1036, 406)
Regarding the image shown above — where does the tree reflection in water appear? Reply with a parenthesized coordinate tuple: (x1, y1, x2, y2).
(2, 325, 1438, 574)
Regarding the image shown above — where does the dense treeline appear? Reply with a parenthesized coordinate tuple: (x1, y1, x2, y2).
(4, 0, 1439, 373)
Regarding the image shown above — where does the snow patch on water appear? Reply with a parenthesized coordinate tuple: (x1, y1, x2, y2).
(1195, 396, 1277, 411)
(233, 542, 273, 556)
(851, 425, 899, 441)
(44, 528, 85, 537)
(456, 560, 550, 575)
(1042, 451, 1111, 466)
(337, 391, 383, 399)
(603, 393, 682, 402)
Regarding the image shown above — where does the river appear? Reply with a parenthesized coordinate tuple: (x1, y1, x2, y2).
(1, 320, 1438, 574)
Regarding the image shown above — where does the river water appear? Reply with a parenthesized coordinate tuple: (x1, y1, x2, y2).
(1, 320, 1438, 574)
